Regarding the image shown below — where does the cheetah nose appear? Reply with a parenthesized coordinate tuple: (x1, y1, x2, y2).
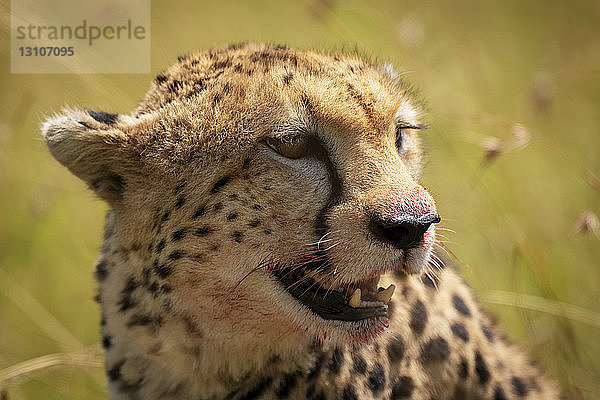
(370, 213, 441, 249)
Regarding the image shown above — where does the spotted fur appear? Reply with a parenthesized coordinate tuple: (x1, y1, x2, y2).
(43, 43, 560, 399)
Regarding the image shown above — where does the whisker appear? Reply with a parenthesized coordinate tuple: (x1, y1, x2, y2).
(429, 257, 443, 271)
(428, 268, 441, 291)
(233, 259, 271, 290)
(293, 256, 328, 267)
(433, 241, 459, 262)
(303, 278, 324, 298)
(317, 231, 334, 250)
(433, 241, 450, 251)
(421, 267, 439, 290)
(429, 269, 441, 282)
(286, 273, 312, 291)
(323, 241, 341, 252)
(430, 252, 447, 270)
(313, 230, 342, 250)
(435, 233, 453, 241)
(304, 238, 335, 248)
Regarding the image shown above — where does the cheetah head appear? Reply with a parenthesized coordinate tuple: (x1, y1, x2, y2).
(43, 44, 440, 358)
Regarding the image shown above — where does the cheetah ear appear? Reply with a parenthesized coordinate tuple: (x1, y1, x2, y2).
(42, 108, 138, 203)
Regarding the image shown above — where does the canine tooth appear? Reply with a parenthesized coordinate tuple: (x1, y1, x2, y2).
(374, 284, 395, 304)
(348, 289, 362, 308)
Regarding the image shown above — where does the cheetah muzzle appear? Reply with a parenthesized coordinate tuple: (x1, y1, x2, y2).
(272, 211, 441, 323)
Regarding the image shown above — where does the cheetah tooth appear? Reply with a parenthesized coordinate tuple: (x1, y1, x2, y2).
(374, 284, 395, 304)
(348, 288, 361, 308)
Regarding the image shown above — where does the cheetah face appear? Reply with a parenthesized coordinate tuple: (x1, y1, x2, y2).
(247, 109, 440, 342)
(43, 44, 441, 348)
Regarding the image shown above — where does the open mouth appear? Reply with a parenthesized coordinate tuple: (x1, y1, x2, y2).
(272, 260, 395, 322)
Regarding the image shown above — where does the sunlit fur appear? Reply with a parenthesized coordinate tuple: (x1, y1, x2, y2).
(43, 44, 560, 399)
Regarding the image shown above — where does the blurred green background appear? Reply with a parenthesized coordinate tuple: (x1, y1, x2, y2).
(1, 0, 599, 398)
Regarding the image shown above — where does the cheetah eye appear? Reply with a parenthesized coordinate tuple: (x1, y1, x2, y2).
(395, 126, 404, 151)
(265, 136, 311, 159)
(395, 123, 426, 152)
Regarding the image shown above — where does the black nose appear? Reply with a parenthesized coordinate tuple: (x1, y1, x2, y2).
(370, 213, 441, 249)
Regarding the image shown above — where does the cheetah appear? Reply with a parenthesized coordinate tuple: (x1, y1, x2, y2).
(43, 43, 562, 399)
